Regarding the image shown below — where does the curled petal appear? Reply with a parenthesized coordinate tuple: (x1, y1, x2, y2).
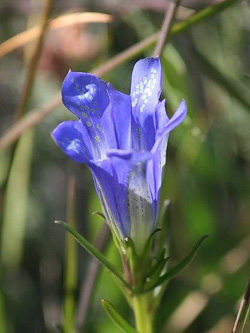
(156, 99, 187, 141)
(62, 71, 117, 159)
(51, 120, 93, 163)
(130, 57, 162, 150)
(148, 100, 187, 218)
(108, 84, 132, 150)
(154, 99, 169, 136)
(62, 70, 110, 120)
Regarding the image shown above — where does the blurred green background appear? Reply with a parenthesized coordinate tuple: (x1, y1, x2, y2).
(0, 0, 250, 332)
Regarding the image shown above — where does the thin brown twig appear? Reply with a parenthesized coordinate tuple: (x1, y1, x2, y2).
(0, 1, 53, 322)
(63, 176, 78, 332)
(232, 279, 250, 333)
(76, 223, 110, 331)
(0, 0, 53, 189)
(0, 95, 61, 152)
(0, 0, 52, 267)
(15, 0, 53, 120)
(154, 0, 181, 57)
(0, 12, 112, 58)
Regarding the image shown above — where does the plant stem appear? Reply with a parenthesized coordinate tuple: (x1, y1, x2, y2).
(154, 0, 181, 57)
(133, 294, 153, 333)
(64, 177, 77, 333)
(15, 0, 53, 120)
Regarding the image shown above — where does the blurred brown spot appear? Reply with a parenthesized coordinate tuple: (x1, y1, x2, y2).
(38, 24, 102, 79)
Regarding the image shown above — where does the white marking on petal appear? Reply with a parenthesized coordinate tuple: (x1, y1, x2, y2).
(67, 139, 82, 154)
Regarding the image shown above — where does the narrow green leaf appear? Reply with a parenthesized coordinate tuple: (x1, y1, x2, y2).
(141, 235, 208, 293)
(147, 254, 169, 284)
(92, 211, 106, 220)
(55, 221, 132, 291)
(170, 0, 241, 40)
(143, 229, 162, 255)
(63, 178, 77, 333)
(102, 299, 138, 333)
(193, 47, 250, 111)
(157, 200, 171, 257)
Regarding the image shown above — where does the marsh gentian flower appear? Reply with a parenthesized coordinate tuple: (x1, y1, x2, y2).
(52, 57, 187, 253)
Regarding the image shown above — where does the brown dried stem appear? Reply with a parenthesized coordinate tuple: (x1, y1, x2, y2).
(76, 223, 110, 331)
(232, 279, 250, 333)
(154, 0, 181, 57)
(0, 0, 53, 262)
(15, 0, 53, 120)
(0, 12, 112, 58)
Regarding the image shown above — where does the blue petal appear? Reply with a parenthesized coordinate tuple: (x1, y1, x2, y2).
(130, 57, 162, 150)
(51, 120, 93, 163)
(108, 84, 132, 150)
(89, 157, 129, 238)
(62, 70, 110, 119)
(89, 150, 153, 245)
(148, 100, 187, 217)
(156, 99, 187, 140)
(155, 99, 169, 135)
(62, 71, 117, 159)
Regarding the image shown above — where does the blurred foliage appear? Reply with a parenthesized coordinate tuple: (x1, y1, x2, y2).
(0, 0, 250, 332)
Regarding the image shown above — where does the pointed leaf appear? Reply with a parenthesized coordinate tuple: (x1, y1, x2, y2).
(102, 299, 138, 333)
(141, 235, 208, 293)
(143, 228, 162, 256)
(124, 237, 137, 255)
(147, 254, 169, 284)
(194, 47, 250, 111)
(92, 211, 106, 220)
(55, 221, 132, 290)
(157, 200, 171, 257)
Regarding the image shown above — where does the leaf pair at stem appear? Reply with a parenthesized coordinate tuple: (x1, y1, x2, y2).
(56, 220, 207, 295)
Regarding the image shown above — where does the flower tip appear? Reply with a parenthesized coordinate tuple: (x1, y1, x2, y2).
(50, 128, 56, 141)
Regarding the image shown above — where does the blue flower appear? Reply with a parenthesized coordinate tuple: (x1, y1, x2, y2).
(52, 57, 187, 253)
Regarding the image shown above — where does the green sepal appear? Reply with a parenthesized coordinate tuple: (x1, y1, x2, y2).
(92, 211, 106, 220)
(102, 299, 138, 333)
(55, 221, 132, 291)
(143, 228, 162, 256)
(156, 200, 171, 257)
(124, 237, 137, 257)
(147, 252, 169, 283)
(141, 235, 209, 293)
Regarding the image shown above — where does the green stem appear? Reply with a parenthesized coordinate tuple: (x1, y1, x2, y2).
(133, 294, 153, 333)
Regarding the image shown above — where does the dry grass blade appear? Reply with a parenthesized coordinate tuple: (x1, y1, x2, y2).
(15, 0, 53, 120)
(232, 279, 250, 333)
(154, 0, 181, 57)
(0, 12, 112, 58)
(76, 223, 110, 331)
(0, 95, 61, 151)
